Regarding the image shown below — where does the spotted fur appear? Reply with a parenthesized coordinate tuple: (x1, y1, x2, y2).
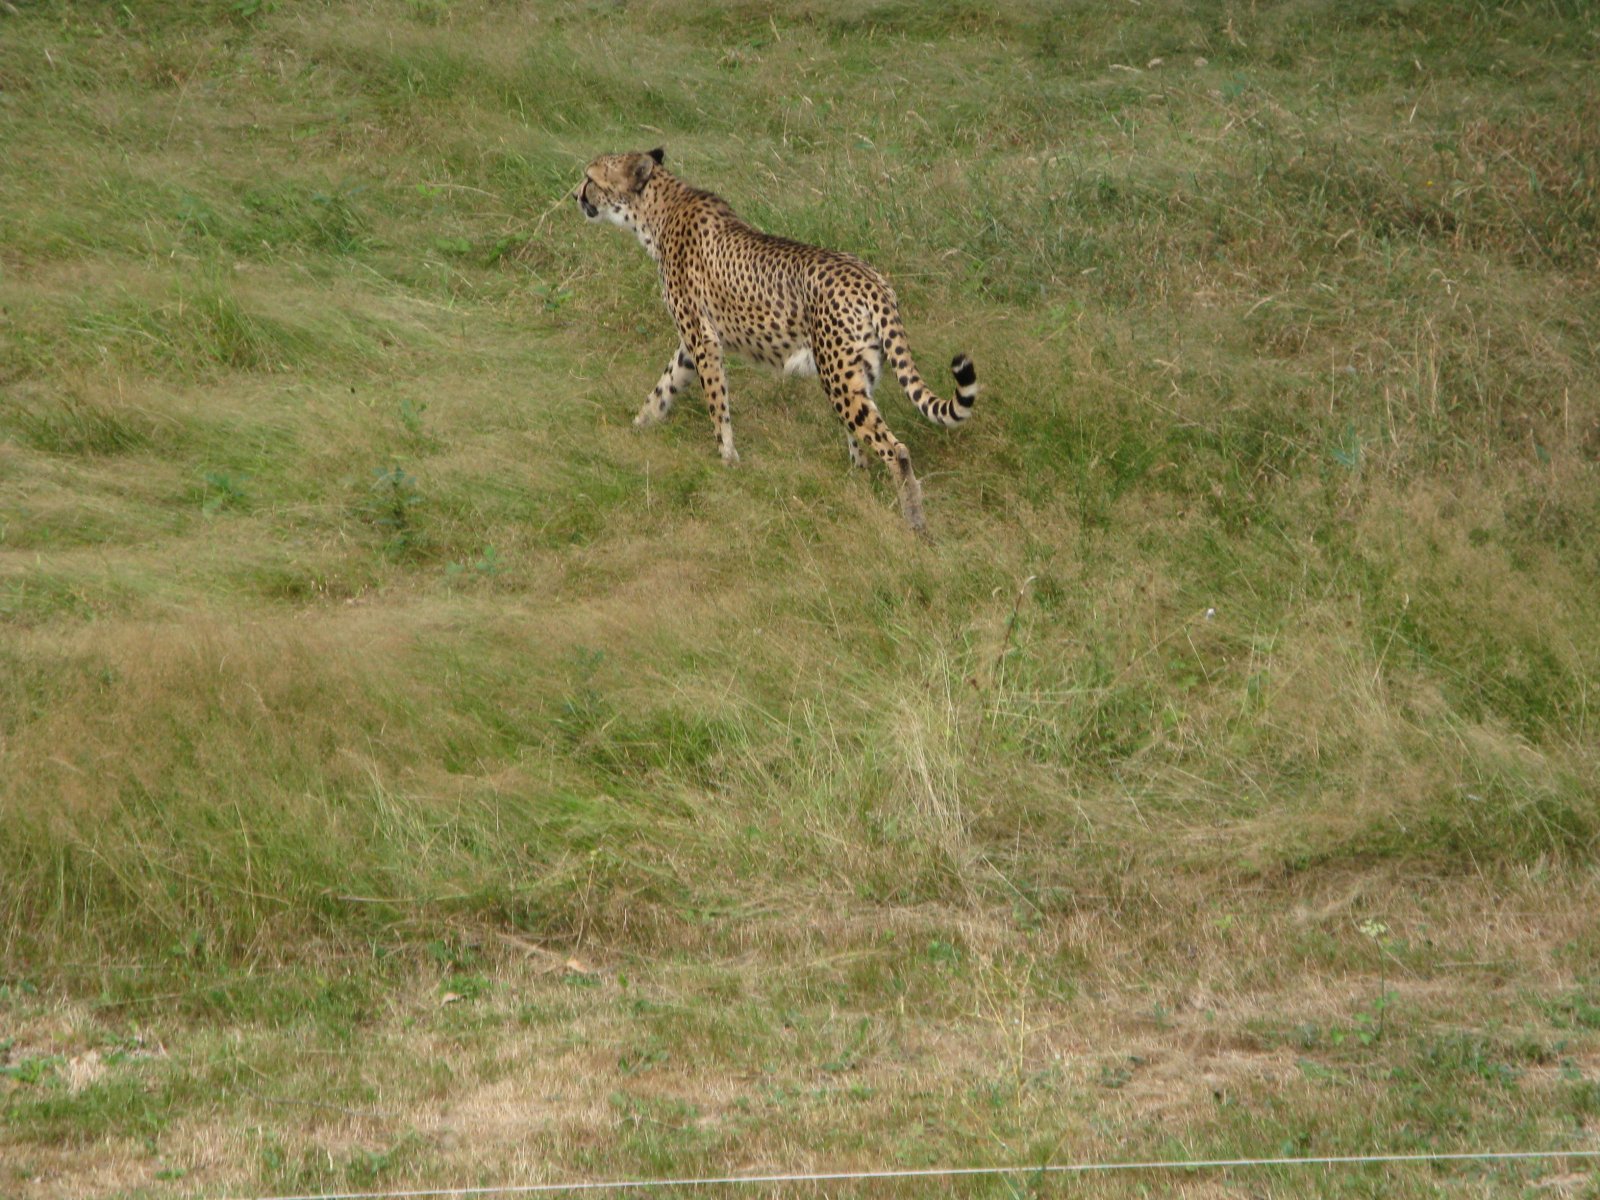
(574, 148, 978, 534)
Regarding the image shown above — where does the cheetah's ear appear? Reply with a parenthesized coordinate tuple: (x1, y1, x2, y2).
(648, 147, 665, 165)
(628, 151, 658, 192)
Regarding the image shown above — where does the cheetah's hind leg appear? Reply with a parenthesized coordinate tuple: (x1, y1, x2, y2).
(819, 345, 926, 535)
(895, 445, 927, 536)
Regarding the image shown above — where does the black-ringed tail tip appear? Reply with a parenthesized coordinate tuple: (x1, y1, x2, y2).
(951, 354, 978, 416)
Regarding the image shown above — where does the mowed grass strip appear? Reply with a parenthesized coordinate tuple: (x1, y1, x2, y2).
(2, 1, 1598, 1196)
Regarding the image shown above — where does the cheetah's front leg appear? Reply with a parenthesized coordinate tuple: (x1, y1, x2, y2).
(635, 344, 697, 428)
(844, 432, 868, 469)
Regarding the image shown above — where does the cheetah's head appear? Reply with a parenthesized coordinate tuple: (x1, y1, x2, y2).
(575, 148, 664, 227)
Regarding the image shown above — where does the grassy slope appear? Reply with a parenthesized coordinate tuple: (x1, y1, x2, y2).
(2, 0, 1598, 1196)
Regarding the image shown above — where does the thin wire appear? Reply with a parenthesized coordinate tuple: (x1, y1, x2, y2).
(232, 1148, 1600, 1200)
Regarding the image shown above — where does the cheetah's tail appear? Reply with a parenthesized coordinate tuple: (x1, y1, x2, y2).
(885, 325, 978, 428)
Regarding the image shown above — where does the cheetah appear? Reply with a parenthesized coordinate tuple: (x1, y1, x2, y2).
(574, 148, 978, 534)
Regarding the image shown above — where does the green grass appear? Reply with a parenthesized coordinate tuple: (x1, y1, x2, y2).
(3, 1, 1599, 1196)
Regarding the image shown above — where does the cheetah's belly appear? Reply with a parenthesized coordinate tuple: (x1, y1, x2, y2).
(782, 347, 817, 378)
(718, 326, 813, 376)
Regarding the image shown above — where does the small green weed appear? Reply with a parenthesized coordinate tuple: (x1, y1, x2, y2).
(445, 545, 503, 583)
(1550, 986, 1600, 1031)
(533, 281, 574, 312)
(441, 974, 491, 1003)
(360, 464, 426, 558)
(201, 470, 250, 514)
(1, 1053, 64, 1086)
(397, 397, 429, 443)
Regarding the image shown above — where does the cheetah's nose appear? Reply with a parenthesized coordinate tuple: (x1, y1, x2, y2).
(575, 182, 600, 219)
